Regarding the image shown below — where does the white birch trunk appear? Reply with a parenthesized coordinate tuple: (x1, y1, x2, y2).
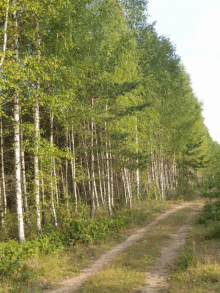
(105, 104, 112, 216)
(34, 99, 41, 232)
(109, 150, 114, 207)
(121, 168, 128, 204)
(160, 158, 165, 200)
(53, 161, 59, 205)
(50, 111, 57, 226)
(65, 128, 69, 208)
(135, 115, 140, 200)
(124, 167, 132, 209)
(0, 0, 9, 67)
(14, 98, 25, 241)
(34, 20, 41, 233)
(13, 1, 25, 242)
(70, 127, 77, 211)
(101, 152, 107, 203)
(90, 98, 96, 218)
(0, 181, 4, 227)
(0, 116, 7, 216)
(151, 150, 157, 200)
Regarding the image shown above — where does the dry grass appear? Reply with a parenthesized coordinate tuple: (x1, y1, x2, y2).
(79, 266, 145, 293)
(79, 207, 194, 293)
(0, 199, 177, 293)
(168, 215, 220, 292)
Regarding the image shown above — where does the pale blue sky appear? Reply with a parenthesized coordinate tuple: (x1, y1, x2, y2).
(147, 0, 220, 143)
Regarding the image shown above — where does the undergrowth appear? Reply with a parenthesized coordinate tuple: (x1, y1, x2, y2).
(0, 215, 128, 276)
(0, 198, 177, 292)
(168, 199, 220, 292)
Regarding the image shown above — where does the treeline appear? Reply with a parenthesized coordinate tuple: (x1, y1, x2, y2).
(0, 0, 210, 242)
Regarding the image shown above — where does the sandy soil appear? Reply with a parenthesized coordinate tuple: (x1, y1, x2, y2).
(136, 205, 202, 293)
(43, 200, 202, 293)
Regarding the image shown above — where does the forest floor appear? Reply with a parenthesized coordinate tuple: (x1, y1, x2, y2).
(42, 200, 204, 293)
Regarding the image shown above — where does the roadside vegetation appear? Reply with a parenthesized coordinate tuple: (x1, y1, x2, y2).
(79, 205, 199, 293)
(0, 198, 176, 292)
(168, 199, 220, 293)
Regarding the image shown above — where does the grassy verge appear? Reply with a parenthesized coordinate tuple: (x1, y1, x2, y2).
(168, 200, 220, 293)
(0, 199, 178, 293)
(79, 206, 196, 293)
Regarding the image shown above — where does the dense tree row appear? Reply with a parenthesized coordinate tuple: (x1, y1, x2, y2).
(0, 0, 211, 241)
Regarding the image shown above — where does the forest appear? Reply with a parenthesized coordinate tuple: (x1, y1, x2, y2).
(1, 1, 220, 287)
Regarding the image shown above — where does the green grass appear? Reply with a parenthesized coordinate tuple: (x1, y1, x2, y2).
(80, 207, 196, 293)
(168, 201, 220, 293)
(0, 199, 177, 293)
(79, 266, 145, 293)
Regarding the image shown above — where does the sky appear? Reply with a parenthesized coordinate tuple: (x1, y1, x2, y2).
(147, 0, 220, 143)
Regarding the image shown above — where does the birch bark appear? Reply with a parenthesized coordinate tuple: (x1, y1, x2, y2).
(105, 104, 112, 216)
(135, 115, 140, 200)
(0, 181, 4, 227)
(70, 127, 77, 211)
(34, 19, 41, 233)
(0, 0, 9, 67)
(50, 111, 57, 226)
(0, 116, 7, 216)
(90, 97, 96, 218)
(13, 0, 25, 242)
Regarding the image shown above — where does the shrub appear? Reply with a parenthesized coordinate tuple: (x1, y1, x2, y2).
(200, 190, 220, 200)
(205, 222, 220, 240)
(0, 214, 129, 275)
(198, 201, 220, 224)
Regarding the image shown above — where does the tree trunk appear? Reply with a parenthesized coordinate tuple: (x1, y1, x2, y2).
(50, 111, 57, 226)
(109, 149, 114, 207)
(34, 19, 41, 233)
(0, 181, 4, 228)
(0, 116, 7, 217)
(135, 115, 140, 200)
(65, 128, 69, 208)
(124, 167, 132, 209)
(0, 0, 9, 67)
(90, 97, 96, 218)
(122, 168, 128, 204)
(95, 128, 104, 204)
(13, 0, 25, 242)
(20, 122, 28, 214)
(80, 153, 87, 204)
(41, 178, 46, 226)
(105, 104, 112, 216)
(14, 98, 25, 242)
(70, 127, 77, 211)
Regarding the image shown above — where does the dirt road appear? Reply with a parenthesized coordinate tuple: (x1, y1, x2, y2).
(136, 206, 200, 293)
(43, 201, 203, 293)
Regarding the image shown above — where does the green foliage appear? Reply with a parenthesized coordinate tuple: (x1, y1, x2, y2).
(198, 201, 220, 225)
(205, 222, 220, 240)
(200, 191, 220, 199)
(174, 251, 196, 270)
(0, 215, 128, 275)
(0, 237, 60, 275)
(65, 216, 128, 244)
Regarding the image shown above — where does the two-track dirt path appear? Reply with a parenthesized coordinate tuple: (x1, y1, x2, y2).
(43, 200, 203, 293)
(136, 205, 201, 293)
